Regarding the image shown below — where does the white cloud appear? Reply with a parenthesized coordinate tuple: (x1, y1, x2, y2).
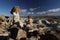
(36, 8, 60, 16)
(27, 12, 31, 14)
(29, 7, 40, 11)
(20, 8, 35, 15)
(20, 8, 60, 16)
(27, 12, 34, 14)
(48, 8, 60, 12)
(36, 11, 46, 14)
(47, 8, 60, 16)
(29, 8, 37, 11)
(21, 9, 27, 12)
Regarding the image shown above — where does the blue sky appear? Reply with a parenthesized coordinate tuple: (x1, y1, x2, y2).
(0, 0, 60, 16)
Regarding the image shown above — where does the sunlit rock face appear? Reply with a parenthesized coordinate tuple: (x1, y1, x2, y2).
(0, 15, 10, 34)
(10, 6, 24, 28)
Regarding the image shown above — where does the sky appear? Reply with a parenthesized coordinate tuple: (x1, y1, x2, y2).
(0, 0, 60, 16)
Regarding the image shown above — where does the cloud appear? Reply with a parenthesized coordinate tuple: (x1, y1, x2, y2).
(47, 8, 60, 16)
(36, 11, 46, 14)
(21, 9, 27, 13)
(29, 8, 37, 11)
(36, 8, 60, 16)
(20, 8, 60, 16)
(29, 7, 40, 11)
(27, 12, 34, 15)
(48, 8, 60, 12)
(21, 8, 35, 15)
